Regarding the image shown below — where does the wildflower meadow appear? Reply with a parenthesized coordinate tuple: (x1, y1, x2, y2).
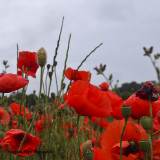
(0, 18, 160, 160)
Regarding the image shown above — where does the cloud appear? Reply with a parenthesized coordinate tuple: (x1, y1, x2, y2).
(1, 0, 160, 94)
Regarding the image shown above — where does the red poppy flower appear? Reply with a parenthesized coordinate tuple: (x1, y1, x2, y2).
(3, 129, 40, 156)
(125, 94, 160, 119)
(10, 103, 30, 117)
(34, 114, 53, 133)
(0, 73, 29, 93)
(61, 80, 112, 117)
(25, 112, 32, 120)
(0, 107, 10, 125)
(94, 120, 148, 160)
(17, 51, 39, 78)
(136, 81, 159, 101)
(34, 120, 43, 133)
(64, 67, 91, 82)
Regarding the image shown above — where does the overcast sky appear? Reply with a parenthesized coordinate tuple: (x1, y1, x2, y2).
(1, 0, 160, 94)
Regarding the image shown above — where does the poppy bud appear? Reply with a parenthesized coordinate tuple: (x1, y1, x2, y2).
(140, 116, 152, 131)
(139, 139, 150, 153)
(82, 140, 93, 158)
(84, 151, 94, 160)
(121, 105, 131, 119)
(47, 64, 51, 70)
(37, 47, 47, 67)
(61, 83, 66, 90)
(53, 61, 57, 67)
(51, 92, 55, 100)
(57, 110, 61, 117)
(33, 90, 36, 95)
(49, 72, 52, 79)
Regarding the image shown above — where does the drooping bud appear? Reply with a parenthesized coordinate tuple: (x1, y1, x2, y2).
(49, 72, 52, 79)
(61, 83, 66, 90)
(37, 47, 47, 67)
(121, 105, 131, 119)
(140, 116, 152, 131)
(53, 61, 57, 67)
(47, 64, 51, 70)
(135, 81, 159, 101)
(51, 92, 55, 100)
(139, 139, 150, 153)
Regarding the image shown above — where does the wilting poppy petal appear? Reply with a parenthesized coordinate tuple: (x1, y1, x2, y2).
(17, 51, 39, 78)
(136, 81, 159, 101)
(65, 67, 91, 81)
(0, 73, 29, 93)
(3, 129, 40, 156)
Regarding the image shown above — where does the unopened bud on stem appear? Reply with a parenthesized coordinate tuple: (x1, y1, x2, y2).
(37, 47, 47, 67)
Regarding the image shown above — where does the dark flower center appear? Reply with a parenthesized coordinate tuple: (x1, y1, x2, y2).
(123, 141, 139, 156)
(15, 133, 25, 142)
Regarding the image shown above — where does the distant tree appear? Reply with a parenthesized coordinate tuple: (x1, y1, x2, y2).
(118, 81, 144, 99)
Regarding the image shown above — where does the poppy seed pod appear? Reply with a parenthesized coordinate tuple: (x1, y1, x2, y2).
(140, 116, 152, 131)
(82, 140, 93, 156)
(139, 139, 150, 153)
(121, 105, 131, 119)
(37, 47, 47, 67)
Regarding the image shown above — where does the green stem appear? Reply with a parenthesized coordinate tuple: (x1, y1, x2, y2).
(48, 75, 52, 98)
(54, 69, 59, 96)
(16, 67, 43, 158)
(120, 118, 128, 160)
(147, 131, 153, 160)
(95, 118, 102, 147)
(143, 152, 148, 160)
(76, 115, 81, 160)
(149, 56, 160, 84)
(0, 93, 4, 104)
(59, 34, 71, 99)
(101, 72, 114, 90)
(152, 129, 160, 136)
(149, 96, 153, 135)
